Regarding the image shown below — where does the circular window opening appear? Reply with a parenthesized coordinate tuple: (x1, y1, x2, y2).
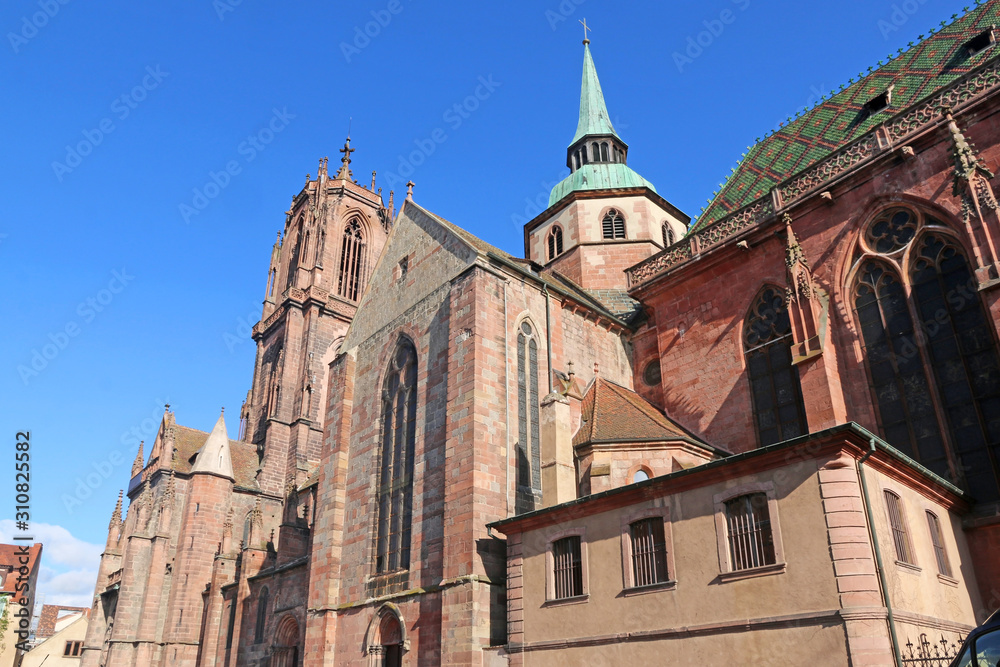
(642, 360, 662, 387)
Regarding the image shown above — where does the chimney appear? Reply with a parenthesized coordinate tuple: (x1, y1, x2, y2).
(540, 392, 575, 508)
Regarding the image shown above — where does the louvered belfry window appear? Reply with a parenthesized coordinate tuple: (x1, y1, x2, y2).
(552, 536, 583, 599)
(374, 340, 417, 574)
(602, 209, 626, 239)
(852, 207, 1000, 502)
(516, 322, 541, 514)
(884, 490, 914, 564)
(630, 518, 669, 586)
(725, 493, 776, 571)
(337, 218, 366, 301)
(547, 226, 564, 261)
(743, 287, 809, 447)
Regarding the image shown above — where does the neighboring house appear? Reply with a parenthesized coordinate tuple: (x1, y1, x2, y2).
(21, 613, 88, 667)
(0, 544, 42, 667)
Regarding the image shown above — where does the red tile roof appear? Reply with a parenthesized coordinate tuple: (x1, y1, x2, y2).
(0, 543, 42, 594)
(172, 425, 259, 489)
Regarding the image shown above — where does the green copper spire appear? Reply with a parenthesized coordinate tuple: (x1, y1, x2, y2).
(571, 44, 620, 145)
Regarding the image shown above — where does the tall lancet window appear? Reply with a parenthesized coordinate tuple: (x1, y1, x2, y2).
(850, 206, 1000, 501)
(743, 286, 808, 447)
(374, 340, 418, 574)
(547, 226, 564, 261)
(516, 321, 541, 514)
(337, 219, 367, 301)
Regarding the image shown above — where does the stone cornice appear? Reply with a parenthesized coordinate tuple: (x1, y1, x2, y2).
(627, 54, 1000, 291)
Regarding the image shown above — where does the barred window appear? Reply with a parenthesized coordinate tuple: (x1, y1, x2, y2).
(725, 493, 776, 571)
(629, 518, 669, 587)
(743, 286, 808, 447)
(64, 641, 82, 657)
(254, 587, 268, 644)
(552, 536, 583, 599)
(926, 511, 952, 577)
(547, 226, 564, 261)
(515, 321, 541, 514)
(337, 218, 367, 301)
(884, 490, 915, 565)
(602, 209, 626, 239)
(374, 340, 418, 574)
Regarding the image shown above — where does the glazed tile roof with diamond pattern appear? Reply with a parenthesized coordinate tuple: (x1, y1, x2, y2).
(693, 1, 1000, 232)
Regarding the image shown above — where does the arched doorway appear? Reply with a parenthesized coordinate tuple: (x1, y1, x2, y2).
(271, 614, 300, 667)
(365, 605, 407, 667)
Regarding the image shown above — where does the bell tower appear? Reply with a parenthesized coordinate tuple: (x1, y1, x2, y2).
(244, 139, 393, 496)
(523, 37, 689, 291)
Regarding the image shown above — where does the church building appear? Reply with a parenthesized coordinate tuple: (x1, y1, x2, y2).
(82, 3, 1000, 665)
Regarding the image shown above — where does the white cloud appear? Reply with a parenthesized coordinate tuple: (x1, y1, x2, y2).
(0, 521, 101, 608)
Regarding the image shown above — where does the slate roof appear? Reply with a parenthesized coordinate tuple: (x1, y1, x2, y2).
(173, 425, 259, 490)
(695, 1, 1000, 231)
(0, 543, 41, 594)
(573, 376, 713, 448)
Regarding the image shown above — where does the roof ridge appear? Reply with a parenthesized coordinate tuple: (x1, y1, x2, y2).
(601, 378, 677, 432)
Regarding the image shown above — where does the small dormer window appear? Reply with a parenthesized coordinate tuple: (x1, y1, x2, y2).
(964, 27, 996, 56)
(863, 87, 893, 115)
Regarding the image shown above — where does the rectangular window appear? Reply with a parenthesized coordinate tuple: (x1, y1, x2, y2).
(725, 493, 776, 571)
(926, 511, 952, 577)
(884, 490, 915, 565)
(552, 536, 583, 599)
(64, 641, 82, 656)
(629, 518, 669, 587)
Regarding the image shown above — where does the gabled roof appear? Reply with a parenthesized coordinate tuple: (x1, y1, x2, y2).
(172, 423, 259, 490)
(573, 376, 710, 447)
(695, 1, 1000, 231)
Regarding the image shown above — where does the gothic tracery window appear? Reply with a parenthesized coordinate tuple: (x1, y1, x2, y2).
(743, 286, 809, 447)
(662, 223, 675, 247)
(374, 339, 417, 574)
(547, 226, 564, 261)
(516, 321, 541, 514)
(337, 218, 367, 301)
(851, 206, 1000, 501)
(602, 209, 626, 239)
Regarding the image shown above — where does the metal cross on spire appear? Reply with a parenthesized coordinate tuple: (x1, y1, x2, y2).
(580, 18, 592, 45)
(336, 137, 355, 180)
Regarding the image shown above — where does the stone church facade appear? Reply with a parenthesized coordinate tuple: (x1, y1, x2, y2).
(83, 3, 1000, 665)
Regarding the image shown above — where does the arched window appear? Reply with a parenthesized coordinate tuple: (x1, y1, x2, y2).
(662, 223, 675, 247)
(591, 142, 600, 162)
(254, 587, 268, 644)
(267, 268, 276, 298)
(743, 286, 808, 447)
(516, 321, 541, 514)
(374, 340, 418, 574)
(602, 209, 626, 240)
(851, 206, 1000, 501)
(547, 226, 564, 261)
(600, 142, 609, 162)
(574, 151, 581, 170)
(337, 219, 367, 302)
(581, 146, 588, 165)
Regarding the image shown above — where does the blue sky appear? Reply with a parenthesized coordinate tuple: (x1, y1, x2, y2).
(0, 0, 971, 606)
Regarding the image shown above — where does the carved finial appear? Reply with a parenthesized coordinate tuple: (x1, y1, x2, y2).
(131, 442, 144, 478)
(945, 109, 998, 225)
(371, 170, 377, 190)
(336, 137, 355, 180)
(110, 490, 123, 528)
(593, 361, 600, 375)
(567, 361, 575, 378)
(388, 190, 395, 212)
(406, 181, 414, 200)
(165, 403, 170, 413)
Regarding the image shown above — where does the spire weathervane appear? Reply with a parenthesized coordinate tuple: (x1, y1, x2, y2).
(579, 18, 592, 45)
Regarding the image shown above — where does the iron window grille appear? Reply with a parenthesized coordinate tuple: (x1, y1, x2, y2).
(629, 517, 669, 587)
(926, 511, 952, 578)
(884, 490, 915, 565)
(725, 493, 776, 571)
(552, 536, 583, 599)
